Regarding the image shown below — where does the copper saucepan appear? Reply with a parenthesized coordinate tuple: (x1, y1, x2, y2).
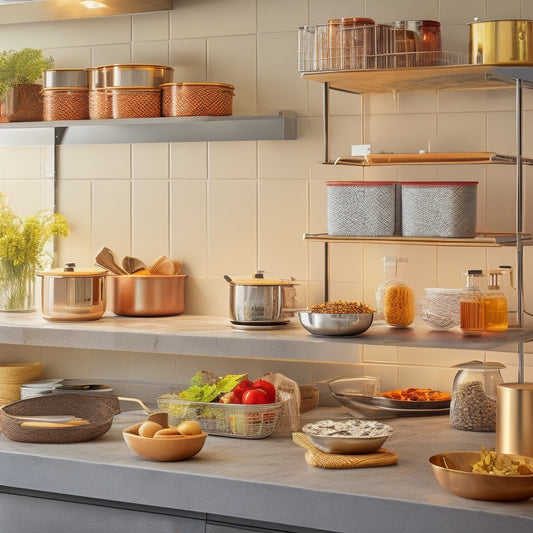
(469, 19, 533, 65)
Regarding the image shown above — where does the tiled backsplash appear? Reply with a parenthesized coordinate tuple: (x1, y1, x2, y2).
(1, 0, 532, 399)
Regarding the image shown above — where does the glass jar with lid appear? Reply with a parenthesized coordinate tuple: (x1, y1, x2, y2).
(450, 360, 505, 432)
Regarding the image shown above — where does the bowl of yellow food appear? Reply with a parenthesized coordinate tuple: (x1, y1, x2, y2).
(429, 448, 533, 501)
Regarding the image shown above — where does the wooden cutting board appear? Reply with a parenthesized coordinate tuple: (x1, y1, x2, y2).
(292, 432, 398, 469)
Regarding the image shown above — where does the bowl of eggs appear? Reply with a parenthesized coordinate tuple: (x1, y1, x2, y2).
(123, 411, 207, 461)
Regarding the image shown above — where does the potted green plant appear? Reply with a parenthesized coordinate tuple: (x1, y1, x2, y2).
(0, 47, 54, 122)
(0, 192, 68, 311)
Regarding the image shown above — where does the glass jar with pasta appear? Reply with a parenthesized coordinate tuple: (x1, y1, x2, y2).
(377, 256, 415, 328)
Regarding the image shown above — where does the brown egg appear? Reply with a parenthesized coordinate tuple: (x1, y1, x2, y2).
(153, 427, 183, 438)
(177, 420, 202, 435)
(138, 421, 163, 438)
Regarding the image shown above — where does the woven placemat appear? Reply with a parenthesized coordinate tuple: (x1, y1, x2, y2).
(292, 432, 398, 469)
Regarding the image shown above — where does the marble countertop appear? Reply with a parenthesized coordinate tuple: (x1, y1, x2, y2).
(1, 312, 532, 362)
(0, 407, 532, 532)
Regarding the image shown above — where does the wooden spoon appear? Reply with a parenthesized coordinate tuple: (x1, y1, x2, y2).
(95, 247, 127, 275)
(122, 256, 147, 274)
(149, 256, 175, 275)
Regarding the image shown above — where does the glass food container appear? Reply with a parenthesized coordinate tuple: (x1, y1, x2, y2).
(460, 269, 485, 335)
(450, 360, 505, 432)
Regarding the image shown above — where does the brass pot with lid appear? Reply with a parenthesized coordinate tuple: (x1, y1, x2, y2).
(38, 262, 107, 321)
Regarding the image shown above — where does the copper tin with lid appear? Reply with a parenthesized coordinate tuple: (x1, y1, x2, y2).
(38, 263, 107, 321)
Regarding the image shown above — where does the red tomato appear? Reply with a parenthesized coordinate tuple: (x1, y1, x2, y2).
(242, 388, 269, 404)
(252, 379, 276, 402)
(232, 378, 254, 401)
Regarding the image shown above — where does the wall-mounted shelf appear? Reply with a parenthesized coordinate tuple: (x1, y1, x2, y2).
(0, 112, 297, 145)
(302, 64, 533, 94)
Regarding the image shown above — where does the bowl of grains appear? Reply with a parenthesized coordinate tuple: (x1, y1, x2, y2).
(302, 419, 393, 454)
(298, 300, 374, 336)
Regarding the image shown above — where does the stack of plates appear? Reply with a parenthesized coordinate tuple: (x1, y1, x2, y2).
(21, 379, 114, 400)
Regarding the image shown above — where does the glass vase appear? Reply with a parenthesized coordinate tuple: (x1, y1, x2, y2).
(0, 260, 37, 312)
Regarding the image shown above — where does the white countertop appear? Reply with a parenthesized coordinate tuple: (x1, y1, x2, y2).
(0, 407, 531, 532)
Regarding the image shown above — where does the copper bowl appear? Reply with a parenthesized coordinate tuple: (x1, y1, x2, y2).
(109, 274, 187, 317)
(429, 451, 533, 501)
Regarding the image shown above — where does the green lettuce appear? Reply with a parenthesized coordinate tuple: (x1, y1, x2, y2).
(178, 372, 247, 402)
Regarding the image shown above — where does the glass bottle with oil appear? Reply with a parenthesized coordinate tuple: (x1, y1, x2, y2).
(460, 269, 484, 335)
(484, 270, 508, 332)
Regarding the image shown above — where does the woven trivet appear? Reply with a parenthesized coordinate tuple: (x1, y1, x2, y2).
(292, 432, 398, 469)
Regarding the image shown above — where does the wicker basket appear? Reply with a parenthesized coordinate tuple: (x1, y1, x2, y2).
(161, 82, 234, 117)
(0, 393, 119, 443)
(109, 87, 161, 119)
(43, 88, 89, 121)
(299, 383, 319, 413)
(157, 395, 282, 439)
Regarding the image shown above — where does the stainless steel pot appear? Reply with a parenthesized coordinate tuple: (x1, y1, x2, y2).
(38, 263, 107, 321)
(468, 19, 533, 65)
(225, 273, 298, 323)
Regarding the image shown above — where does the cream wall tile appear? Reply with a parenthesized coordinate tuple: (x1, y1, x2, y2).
(437, 247, 487, 288)
(366, 114, 437, 154)
(524, 0, 533, 18)
(132, 41, 170, 64)
(487, 0, 521, 18)
(57, 145, 131, 179)
(439, 0, 486, 24)
(132, 180, 169, 260)
(258, 0, 308, 32)
(186, 276, 228, 316)
(171, 0, 256, 38)
(0, 180, 41, 219)
(366, 0, 439, 22)
(329, 280, 364, 302)
(91, 44, 132, 65)
(258, 32, 307, 116)
(170, 179, 207, 277)
(130, 352, 177, 382)
(433, 113, 486, 152)
(309, 0, 367, 24)
(41, 347, 91, 378)
(90, 350, 131, 379)
(398, 365, 439, 390)
(56, 180, 92, 267)
(329, 243, 363, 283)
(93, 180, 131, 260)
(0, 17, 132, 50)
(0, 146, 42, 179)
(170, 142, 207, 179)
(0, 345, 42, 363)
(486, 169, 518, 233)
(207, 179, 257, 276)
(361, 364, 398, 391)
(398, 92, 437, 114)
(132, 144, 169, 179)
(258, 180, 308, 279)
(441, 25, 470, 55)
(258, 138, 308, 180)
(133, 11, 170, 41)
(487, 111, 516, 154)
(208, 141, 256, 179)
(438, 89, 514, 114)
(208, 35, 257, 113)
(169, 39, 207, 82)
(45, 47, 92, 68)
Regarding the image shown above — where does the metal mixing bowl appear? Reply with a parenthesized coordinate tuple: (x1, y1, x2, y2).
(298, 311, 373, 336)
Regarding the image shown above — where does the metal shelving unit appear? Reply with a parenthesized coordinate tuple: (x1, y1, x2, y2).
(301, 64, 533, 378)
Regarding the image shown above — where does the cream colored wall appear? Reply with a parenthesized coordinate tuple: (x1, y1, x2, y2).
(1, 0, 532, 399)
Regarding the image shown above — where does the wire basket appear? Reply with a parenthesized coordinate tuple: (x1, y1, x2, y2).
(109, 87, 161, 119)
(157, 395, 282, 439)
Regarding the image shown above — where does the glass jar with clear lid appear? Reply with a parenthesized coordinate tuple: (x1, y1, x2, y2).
(450, 360, 505, 432)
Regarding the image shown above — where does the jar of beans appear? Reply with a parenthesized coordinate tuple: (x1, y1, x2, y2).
(450, 360, 505, 432)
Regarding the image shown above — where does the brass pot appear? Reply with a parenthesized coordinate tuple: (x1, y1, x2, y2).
(468, 19, 533, 65)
